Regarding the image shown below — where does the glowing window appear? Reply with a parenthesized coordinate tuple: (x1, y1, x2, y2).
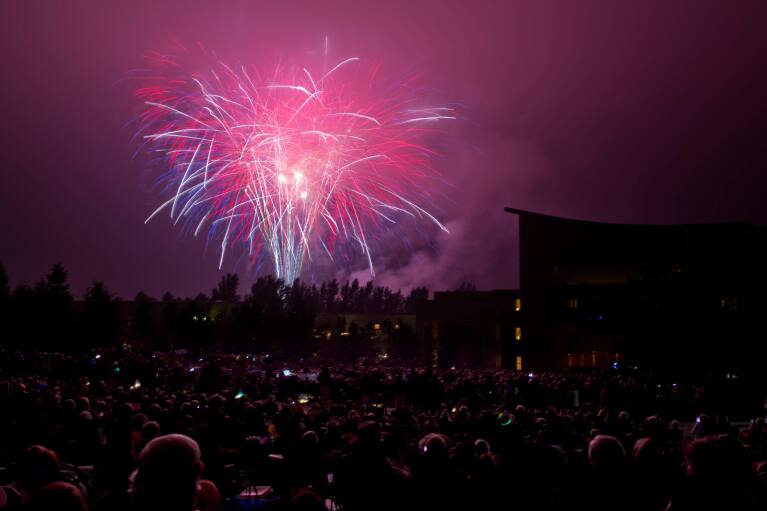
(373, 323, 381, 331)
(515, 355, 523, 371)
(515, 327, 522, 341)
(566, 298, 578, 309)
(514, 298, 521, 312)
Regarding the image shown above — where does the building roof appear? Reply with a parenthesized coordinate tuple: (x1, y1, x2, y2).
(504, 207, 764, 230)
(506, 206, 767, 287)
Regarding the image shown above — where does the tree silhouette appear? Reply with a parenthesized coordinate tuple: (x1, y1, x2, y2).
(0, 263, 7, 336)
(133, 291, 155, 345)
(160, 291, 177, 349)
(212, 273, 239, 302)
(82, 281, 118, 348)
(0, 262, 8, 302)
(405, 287, 429, 313)
(321, 279, 340, 312)
(249, 275, 283, 312)
(0, 262, 429, 356)
(29, 263, 75, 349)
(46, 263, 71, 300)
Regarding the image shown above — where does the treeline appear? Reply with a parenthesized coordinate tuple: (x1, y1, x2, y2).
(0, 263, 123, 351)
(182, 270, 428, 314)
(0, 262, 426, 355)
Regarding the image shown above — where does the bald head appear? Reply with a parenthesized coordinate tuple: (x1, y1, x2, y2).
(134, 434, 202, 511)
(588, 435, 626, 470)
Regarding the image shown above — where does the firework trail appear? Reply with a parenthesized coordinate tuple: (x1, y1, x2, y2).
(135, 50, 453, 284)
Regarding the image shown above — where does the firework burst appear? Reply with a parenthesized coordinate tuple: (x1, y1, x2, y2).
(135, 50, 453, 283)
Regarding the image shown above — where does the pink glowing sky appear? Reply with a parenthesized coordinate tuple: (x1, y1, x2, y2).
(1, 0, 766, 297)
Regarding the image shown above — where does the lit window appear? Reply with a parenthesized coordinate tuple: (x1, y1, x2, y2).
(515, 327, 522, 341)
(720, 297, 738, 311)
(591, 350, 597, 367)
(514, 298, 521, 312)
(566, 298, 578, 309)
(373, 323, 381, 331)
(515, 355, 523, 371)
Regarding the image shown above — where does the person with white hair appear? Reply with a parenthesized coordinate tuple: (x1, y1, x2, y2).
(130, 434, 220, 511)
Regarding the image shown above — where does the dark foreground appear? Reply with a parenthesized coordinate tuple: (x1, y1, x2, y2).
(0, 349, 766, 511)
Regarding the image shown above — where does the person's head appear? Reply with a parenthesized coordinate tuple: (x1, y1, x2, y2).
(419, 433, 449, 462)
(632, 437, 661, 467)
(755, 461, 767, 484)
(209, 394, 225, 410)
(356, 421, 380, 449)
(141, 421, 161, 441)
(588, 435, 625, 470)
(148, 403, 163, 419)
(131, 413, 148, 431)
(29, 482, 87, 511)
(301, 430, 319, 448)
(63, 399, 76, 414)
(17, 445, 61, 491)
(474, 438, 490, 457)
(289, 490, 326, 511)
(76, 397, 90, 412)
(132, 434, 202, 511)
(117, 402, 135, 420)
(684, 436, 725, 481)
(710, 435, 753, 484)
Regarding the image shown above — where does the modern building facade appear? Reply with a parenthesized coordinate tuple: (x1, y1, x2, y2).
(506, 207, 767, 375)
(416, 290, 523, 369)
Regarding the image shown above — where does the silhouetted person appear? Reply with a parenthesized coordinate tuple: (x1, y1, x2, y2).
(10, 445, 62, 506)
(667, 435, 761, 511)
(335, 421, 408, 511)
(289, 490, 326, 511)
(412, 433, 464, 511)
(29, 482, 88, 511)
(576, 435, 632, 511)
(131, 434, 221, 511)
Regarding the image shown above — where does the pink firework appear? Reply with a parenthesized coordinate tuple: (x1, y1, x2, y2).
(135, 51, 453, 283)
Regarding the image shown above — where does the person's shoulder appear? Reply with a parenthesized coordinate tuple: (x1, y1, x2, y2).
(0, 485, 23, 510)
(385, 458, 411, 480)
(92, 489, 132, 511)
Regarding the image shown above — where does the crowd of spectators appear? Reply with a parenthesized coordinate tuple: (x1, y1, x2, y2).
(0, 349, 766, 510)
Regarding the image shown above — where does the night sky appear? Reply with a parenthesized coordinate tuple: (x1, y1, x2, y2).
(2, 0, 766, 298)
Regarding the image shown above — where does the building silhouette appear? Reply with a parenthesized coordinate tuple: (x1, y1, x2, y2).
(506, 207, 767, 376)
